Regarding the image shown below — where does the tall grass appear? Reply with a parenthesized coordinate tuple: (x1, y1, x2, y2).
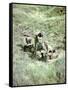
(12, 4, 66, 86)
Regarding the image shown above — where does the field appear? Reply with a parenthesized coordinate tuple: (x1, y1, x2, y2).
(12, 4, 66, 86)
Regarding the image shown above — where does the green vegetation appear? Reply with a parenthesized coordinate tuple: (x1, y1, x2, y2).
(12, 4, 66, 86)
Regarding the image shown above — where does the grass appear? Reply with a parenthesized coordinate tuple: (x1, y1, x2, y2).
(12, 4, 66, 86)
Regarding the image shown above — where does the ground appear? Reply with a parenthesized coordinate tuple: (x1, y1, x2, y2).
(12, 4, 66, 86)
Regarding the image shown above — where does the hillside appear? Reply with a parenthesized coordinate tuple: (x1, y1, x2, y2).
(12, 4, 66, 86)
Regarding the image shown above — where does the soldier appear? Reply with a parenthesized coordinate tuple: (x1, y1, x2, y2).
(48, 47, 58, 60)
(34, 32, 48, 61)
(23, 35, 34, 53)
(52, 49, 58, 59)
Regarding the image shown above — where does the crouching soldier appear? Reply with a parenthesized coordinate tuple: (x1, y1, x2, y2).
(48, 46, 58, 60)
(52, 49, 58, 59)
(23, 35, 34, 53)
